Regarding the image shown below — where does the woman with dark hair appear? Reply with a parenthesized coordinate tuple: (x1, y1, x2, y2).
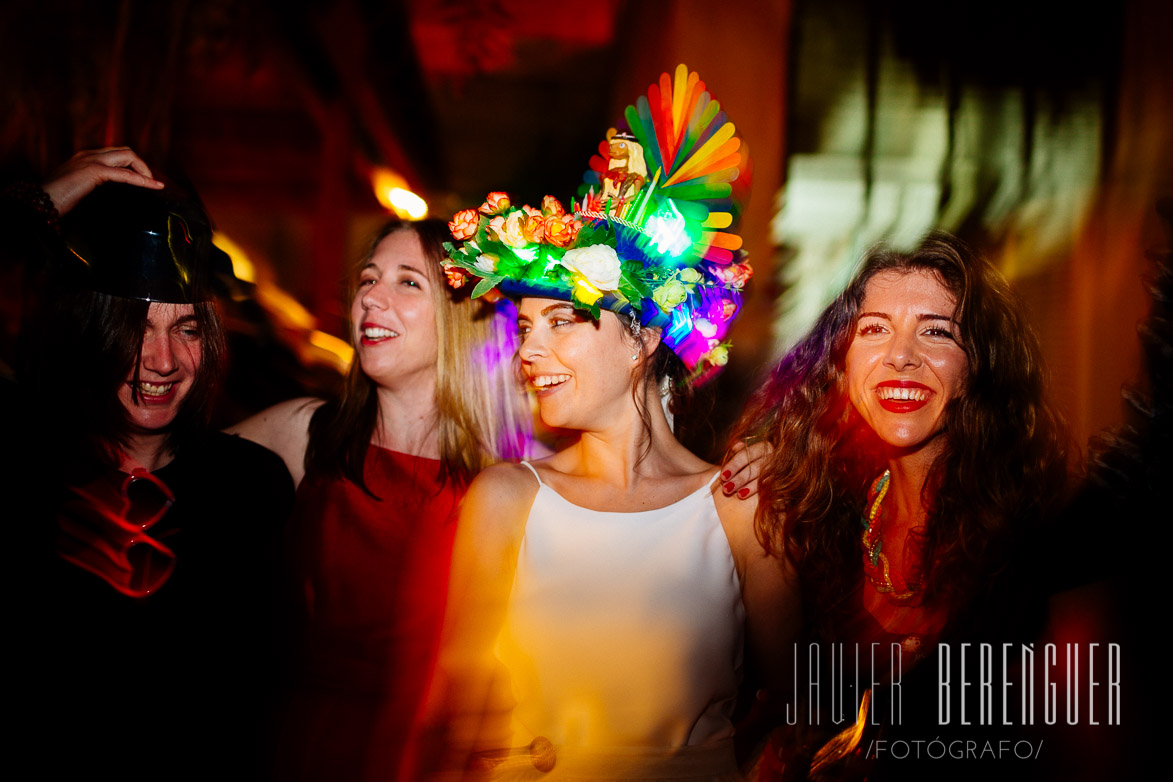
(13, 172, 295, 780)
(229, 217, 535, 780)
(733, 231, 1071, 779)
(435, 65, 800, 780)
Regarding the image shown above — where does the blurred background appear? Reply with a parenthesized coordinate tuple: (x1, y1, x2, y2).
(2, 0, 1170, 456)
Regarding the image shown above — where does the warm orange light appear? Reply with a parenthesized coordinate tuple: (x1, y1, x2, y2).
(213, 231, 256, 284)
(256, 284, 315, 330)
(208, 231, 352, 375)
(255, 286, 351, 372)
(308, 329, 354, 369)
(372, 167, 428, 220)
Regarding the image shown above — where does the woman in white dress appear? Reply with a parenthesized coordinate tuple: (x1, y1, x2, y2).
(434, 65, 801, 780)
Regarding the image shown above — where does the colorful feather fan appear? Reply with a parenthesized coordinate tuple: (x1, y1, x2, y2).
(580, 63, 751, 268)
(445, 64, 754, 384)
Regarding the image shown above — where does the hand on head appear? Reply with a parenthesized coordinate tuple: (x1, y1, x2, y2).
(43, 147, 163, 215)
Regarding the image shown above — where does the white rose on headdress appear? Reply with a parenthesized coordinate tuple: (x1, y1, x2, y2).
(500, 211, 530, 248)
(473, 253, 498, 275)
(560, 244, 622, 291)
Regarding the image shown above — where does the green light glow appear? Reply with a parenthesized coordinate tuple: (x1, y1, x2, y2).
(647, 200, 692, 258)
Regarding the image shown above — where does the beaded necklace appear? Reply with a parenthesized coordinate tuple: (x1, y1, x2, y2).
(860, 470, 922, 600)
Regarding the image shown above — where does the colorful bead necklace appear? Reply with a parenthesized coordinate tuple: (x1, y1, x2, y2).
(860, 470, 922, 600)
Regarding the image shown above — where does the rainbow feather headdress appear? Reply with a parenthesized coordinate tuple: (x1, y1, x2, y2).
(443, 64, 753, 383)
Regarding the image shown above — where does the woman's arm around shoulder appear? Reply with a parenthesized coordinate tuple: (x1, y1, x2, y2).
(225, 397, 323, 488)
(714, 489, 802, 698)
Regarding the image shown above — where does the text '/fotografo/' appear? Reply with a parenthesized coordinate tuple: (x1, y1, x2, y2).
(866, 738, 1045, 761)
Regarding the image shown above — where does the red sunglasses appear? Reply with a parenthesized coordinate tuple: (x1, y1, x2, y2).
(57, 469, 177, 598)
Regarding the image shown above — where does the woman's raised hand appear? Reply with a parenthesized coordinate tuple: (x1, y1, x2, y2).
(43, 147, 163, 215)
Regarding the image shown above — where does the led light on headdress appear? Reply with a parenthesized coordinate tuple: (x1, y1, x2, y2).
(444, 64, 753, 384)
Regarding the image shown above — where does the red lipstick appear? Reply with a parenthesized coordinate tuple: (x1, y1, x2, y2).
(360, 321, 397, 346)
(874, 380, 932, 413)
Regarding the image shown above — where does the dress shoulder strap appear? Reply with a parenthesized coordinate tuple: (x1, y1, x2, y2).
(518, 460, 544, 487)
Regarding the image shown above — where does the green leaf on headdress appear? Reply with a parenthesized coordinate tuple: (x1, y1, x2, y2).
(495, 253, 529, 280)
(573, 220, 616, 250)
(471, 276, 503, 299)
(620, 262, 654, 300)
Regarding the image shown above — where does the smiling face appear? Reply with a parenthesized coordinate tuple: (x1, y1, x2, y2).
(351, 229, 439, 391)
(845, 269, 969, 458)
(516, 297, 638, 431)
(117, 302, 203, 434)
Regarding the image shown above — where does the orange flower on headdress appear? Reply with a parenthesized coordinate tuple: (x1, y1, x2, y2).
(441, 260, 471, 289)
(710, 261, 753, 289)
(542, 195, 566, 217)
(545, 214, 581, 248)
(523, 214, 546, 243)
(479, 191, 511, 215)
(449, 208, 480, 241)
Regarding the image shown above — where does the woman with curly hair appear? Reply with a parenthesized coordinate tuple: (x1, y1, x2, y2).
(733, 231, 1071, 779)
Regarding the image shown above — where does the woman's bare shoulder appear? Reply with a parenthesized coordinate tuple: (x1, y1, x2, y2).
(225, 397, 324, 486)
(712, 484, 768, 570)
(227, 397, 322, 439)
(453, 462, 540, 575)
(465, 461, 540, 512)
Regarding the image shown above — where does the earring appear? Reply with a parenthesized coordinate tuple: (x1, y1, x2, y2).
(630, 314, 641, 361)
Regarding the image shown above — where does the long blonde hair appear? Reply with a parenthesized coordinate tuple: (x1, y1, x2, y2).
(307, 219, 533, 492)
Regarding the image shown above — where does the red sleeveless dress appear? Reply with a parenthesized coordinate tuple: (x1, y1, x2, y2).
(274, 447, 463, 781)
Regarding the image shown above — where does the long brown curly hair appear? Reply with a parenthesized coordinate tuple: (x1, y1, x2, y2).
(731, 232, 1071, 628)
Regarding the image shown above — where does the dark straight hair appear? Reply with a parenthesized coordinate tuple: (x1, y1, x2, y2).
(33, 287, 226, 477)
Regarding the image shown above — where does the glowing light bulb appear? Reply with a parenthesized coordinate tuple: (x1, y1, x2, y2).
(371, 167, 429, 220)
(387, 188, 428, 220)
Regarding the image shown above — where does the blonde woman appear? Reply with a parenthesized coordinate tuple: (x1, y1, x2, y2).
(230, 218, 535, 780)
